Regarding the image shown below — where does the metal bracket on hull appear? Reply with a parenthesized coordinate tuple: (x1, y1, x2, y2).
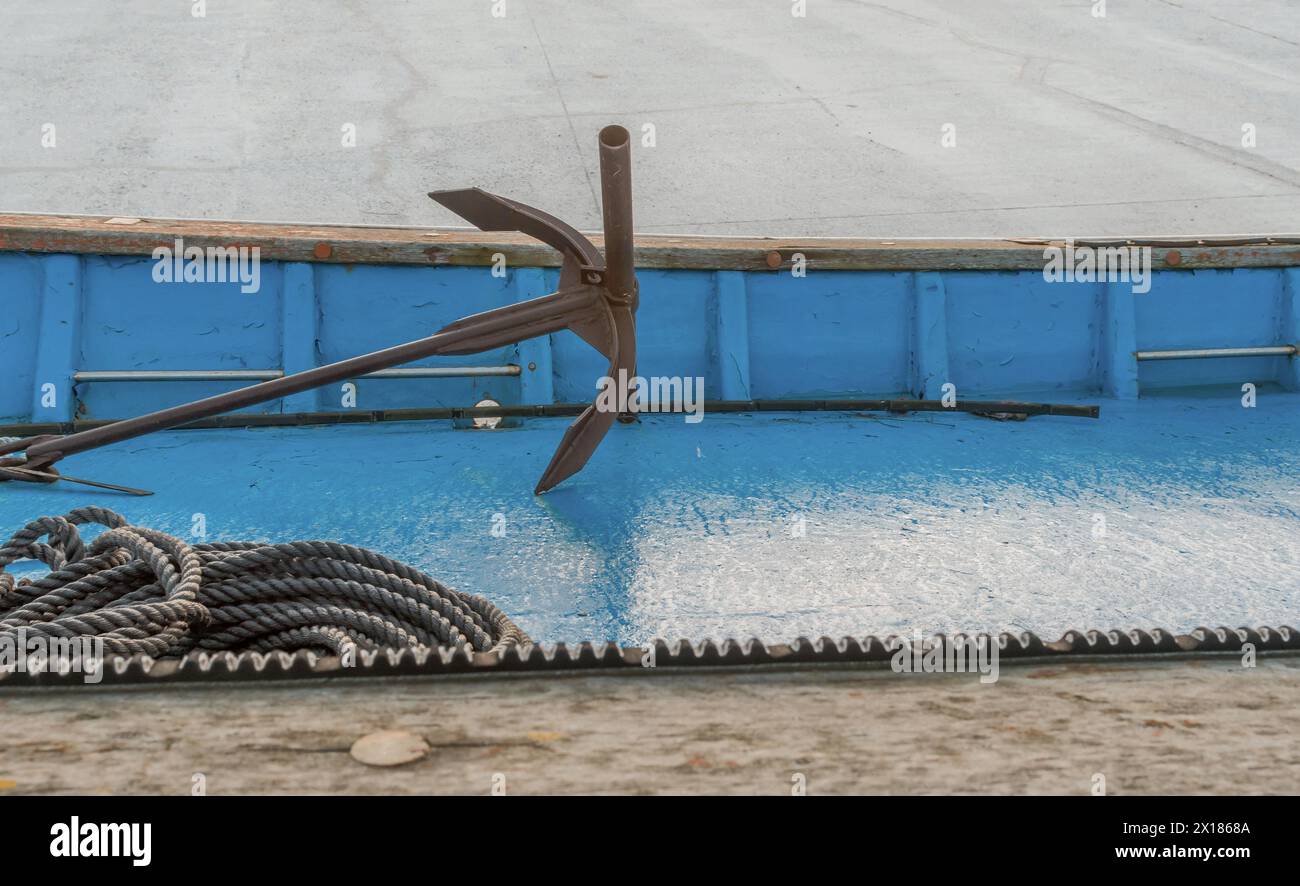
(0, 125, 639, 496)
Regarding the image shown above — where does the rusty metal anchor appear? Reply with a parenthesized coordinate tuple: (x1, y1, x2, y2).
(0, 124, 638, 496)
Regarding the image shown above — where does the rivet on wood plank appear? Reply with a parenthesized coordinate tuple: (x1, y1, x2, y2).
(313, 242, 333, 260)
(765, 250, 782, 269)
(1165, 249, 1181, 266)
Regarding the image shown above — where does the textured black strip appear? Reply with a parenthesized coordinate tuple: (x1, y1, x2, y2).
(1, 625, 1292, 688)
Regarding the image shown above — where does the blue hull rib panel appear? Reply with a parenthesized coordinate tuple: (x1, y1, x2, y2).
(3, 254, 1297, 424)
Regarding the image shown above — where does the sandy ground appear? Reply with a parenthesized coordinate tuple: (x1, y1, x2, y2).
(1, 0, 1297, 237)
(3, 655, 1298, 794)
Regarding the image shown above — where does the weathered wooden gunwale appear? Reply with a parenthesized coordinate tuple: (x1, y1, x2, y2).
(2, 213, 1298, 270)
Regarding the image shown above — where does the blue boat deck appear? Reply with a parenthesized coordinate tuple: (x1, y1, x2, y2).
(5, 390, 1296, 645)
(2, 220, 1297, 647)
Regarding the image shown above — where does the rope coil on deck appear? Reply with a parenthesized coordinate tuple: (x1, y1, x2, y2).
(0, 508, 529, 659)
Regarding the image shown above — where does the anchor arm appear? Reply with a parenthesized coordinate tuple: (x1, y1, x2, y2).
(429, 188, 605, 279)
(436, 124, 639, 493)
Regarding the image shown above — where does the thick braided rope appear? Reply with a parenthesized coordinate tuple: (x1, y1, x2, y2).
(0, 508, 530, 658)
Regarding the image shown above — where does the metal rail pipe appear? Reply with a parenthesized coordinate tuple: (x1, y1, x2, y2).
(364, 366, 520, 379)
(76, 370, 282, 382)
(73, 366, 520, 382)
(1135, 345, 1297, 361)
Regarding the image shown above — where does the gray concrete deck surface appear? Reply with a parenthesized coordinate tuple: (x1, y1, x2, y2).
(1, 0, 1297, 237)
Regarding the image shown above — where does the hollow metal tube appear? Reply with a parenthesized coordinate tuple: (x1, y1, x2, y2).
(72, 366, 520, 382)
(598, 125, 636, 304)
(362, 366, 520, 378)
(1135, 345, 1297, 361)
(75, 370, 282, 382)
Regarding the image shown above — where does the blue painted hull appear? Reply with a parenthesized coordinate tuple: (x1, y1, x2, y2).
(3, 253, 1298, 424)
(2, 249, 1297, 643)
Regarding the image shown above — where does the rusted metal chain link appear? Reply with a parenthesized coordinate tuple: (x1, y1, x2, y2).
(0, 508, 529, 658)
